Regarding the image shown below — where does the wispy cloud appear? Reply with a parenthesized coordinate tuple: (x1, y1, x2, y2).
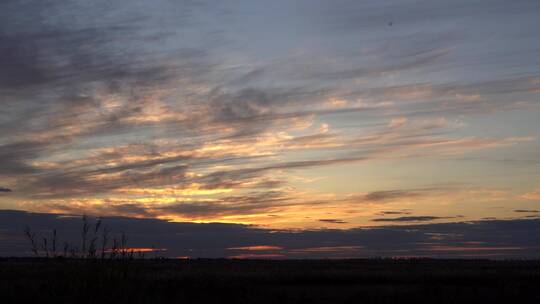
(522, 189, 540, 201)
(318, 219, 348, 224)
(228, 245, 283, 251)
(372, 216, 462, 223)
(514, 209, 540, 213)
(378, 211, 412, 216)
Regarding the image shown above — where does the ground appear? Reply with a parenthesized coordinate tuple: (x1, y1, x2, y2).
(1, 258, 539, 303)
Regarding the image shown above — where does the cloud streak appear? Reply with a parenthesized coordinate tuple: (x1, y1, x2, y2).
(371, 216, 462, 223)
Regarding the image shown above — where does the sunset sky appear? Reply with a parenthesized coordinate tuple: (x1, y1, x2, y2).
(1, 1, 539, 257)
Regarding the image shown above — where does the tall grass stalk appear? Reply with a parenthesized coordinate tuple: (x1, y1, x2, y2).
(23, 215, 149, 260)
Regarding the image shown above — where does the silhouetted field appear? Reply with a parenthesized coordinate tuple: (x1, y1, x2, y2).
(1, 258, 539, 303)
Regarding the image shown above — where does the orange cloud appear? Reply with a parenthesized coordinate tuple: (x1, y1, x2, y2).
(227, 245, 283, 251)
(522, 189, 540, 200)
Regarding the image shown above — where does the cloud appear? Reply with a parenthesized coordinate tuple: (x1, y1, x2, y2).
(522, 189, 540, 201)
(1, 210, 539, 259)
(292, 48, 452, 81)
(371, 216, 461, 222)
(20, 185, 512, 227)
(155, 191, 292, 218)
(362, 190, 421, 202)
(0, 140, 53, 175)
(340, 189, 433, 205)
(378, 211, 412, 215)
(290, 246, 363, 254)
(514, 209, 540, 213)
(228, 246, 283, 251)
(0, 187, 12, 192)
(0, 1, 216, 183)
(26, 164, 190, 199)
(24, 190, 293, 220)
(318, 219, 348, 224)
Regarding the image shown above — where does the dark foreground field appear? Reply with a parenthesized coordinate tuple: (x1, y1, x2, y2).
(2, 258, 540, 303)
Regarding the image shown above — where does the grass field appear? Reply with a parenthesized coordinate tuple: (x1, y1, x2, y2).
(1, 258, 540, 303)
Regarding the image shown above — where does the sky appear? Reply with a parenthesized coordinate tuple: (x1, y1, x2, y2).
(1, 0, 540, 258)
